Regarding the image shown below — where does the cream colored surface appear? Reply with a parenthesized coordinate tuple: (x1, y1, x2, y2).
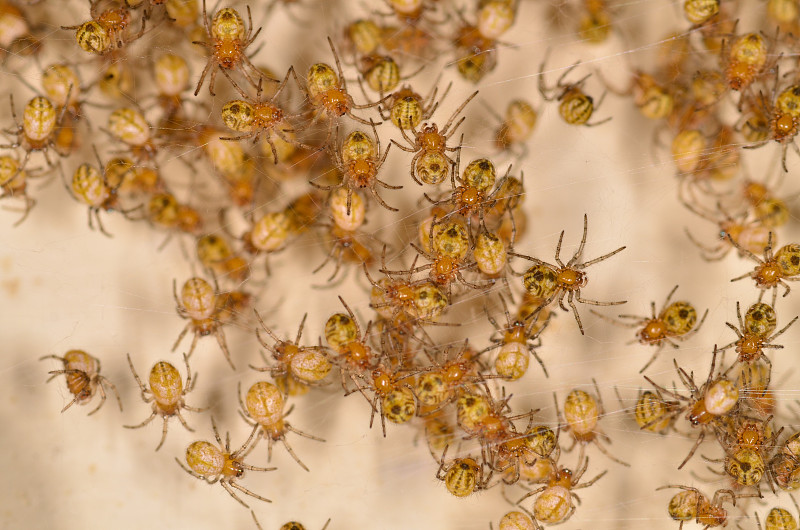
(1, 0, 799, 529)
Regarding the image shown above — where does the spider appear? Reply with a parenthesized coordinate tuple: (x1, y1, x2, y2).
(378, 80, 449, 131)
(312, 120, 401, 214)
(682, 197, 772, 262)
(192, 0, 265, 96)
(384, 215, 489, 298)
(176, 417, 275, 509)
(172, 276, 235, 370)
(592, 285, 708, 373)
(391, 89, 478, 186)
(721, 32, 773, 95)
(709, 414, 782, 490)
(305, 37, 389, 133)
(632, 389, 682, 434)
(415, 342, 493, 416)
(365, 248, 450, 325)
(0, 154, 40, 226)
(125, 353, 204, 451)
(510, 214, 627, 335)
(743, 82, 800, 171)
(219, 67, 315, 164)
(362, 362, 419, 436)
(771, 431, 800, 491)
(755, 500, 800, 530)
(719, 301, 798, 389)
(0, 94, 69, 178)
(238, 381, 324, 472)
(453, 22, 498, 84)
(61, 146, 141, 237)
(644, 348, 740, 469)
(252, 311, 332, 390)
(659, 485, 754, 529)
(482, 295, 551, 379)
(423, 155, 507, 236)
(314, 223, 381, 285)
(487, 99, 537, 157)
(555, 380, 630, 467)
(61, 0, 145, 55)
(538, 51, 610, 127)
(516, 452, 607, 525)
(728, 232, 800, 306)
(41, 349, 122, 415)
(435, 444, 493, 497)
(323, 296, 380, 396)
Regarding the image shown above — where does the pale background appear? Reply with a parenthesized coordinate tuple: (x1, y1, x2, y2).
(2, 0, 800, 529)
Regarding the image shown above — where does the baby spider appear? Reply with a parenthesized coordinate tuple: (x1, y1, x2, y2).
(252, 311, 332, 390)
(435, 444, 493, 497)
(633, 389, 682, 434)
(391, 89, 478, 186)
(755, 499, 800, 530)
(378, 80, 449, 131)
(516, 452, 607, 525)
(0, 94, 69, 177)
(323, 296, 381, 396)
(728, 232, 800, 306)
(238, 381, 325, 472)
(252, 513, 332, 530)
(313, 120, 401, 214)
(510, 214, 626, 335)
(125, 353, 204, 451)
(743, 83, 800, 171)
(711, 414, 782, 490)
(41, 349, 122, 415)
(61, 0, 145, 55)
(177, 417, 275, 509)
(305, 37, 389, 133)
(538, 51, 610, 127)
(172, 276, 235, 370)
(719, 301, 798, 389)
(387, 215, 490, 298)
(644, 348, 740, 469)
(556, 380, 630, 467)
(592, 285, 708, 373)
(220, 68, 315, 163)
(0, 154, 40, 226)
(192, 0, 265, 96)
(771, 431, 800, 491)
(61, 146, 141, 237)
(363, 362, 420, 436)
(481, 296, 551, 380)
(682, 197, 772, 262)
(494, 510, 540, 530)
(659, 485, 757, 529)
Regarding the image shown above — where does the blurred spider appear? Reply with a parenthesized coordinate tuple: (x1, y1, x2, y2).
(0, 94, 69, 178)
(538, 51, 610, 127)
(192, 0, 265, 96)
(62, 0, 145, 55)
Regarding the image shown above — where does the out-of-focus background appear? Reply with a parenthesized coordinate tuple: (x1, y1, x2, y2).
(2, 0, 800, 528)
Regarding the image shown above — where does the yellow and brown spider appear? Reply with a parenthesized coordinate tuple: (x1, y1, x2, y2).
(391, 90, 478, 186)
(192, 0, 266, 96)
(510, 214, 626, 335)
